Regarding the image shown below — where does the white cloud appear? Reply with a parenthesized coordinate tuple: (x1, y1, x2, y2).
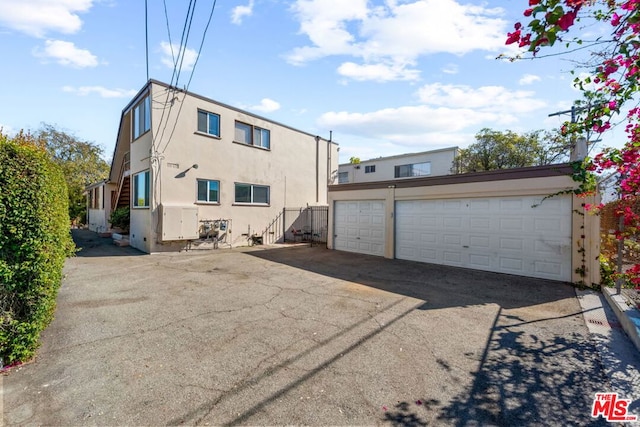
(416, 83, 546, 113)
(34, 39, 98, 67)
(442, 63, 459, 75)
(0, 0, 93, 38)
(519, 74, 541, 85)
(160, 41, 198, 72)
(62, 85, 137, 98)
(231, 0, 254, 25)
(337, 61, 420, 82)
(247, 98, 281, 113)
(318, 83, 548, 149)
(287, 0, 507, 82)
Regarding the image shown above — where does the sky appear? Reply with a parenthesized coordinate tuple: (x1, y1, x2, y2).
(0, 0, 626, 164)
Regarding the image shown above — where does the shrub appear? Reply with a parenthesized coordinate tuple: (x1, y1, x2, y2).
(109, 206, 130, 232)
(0, 132, 74, 365)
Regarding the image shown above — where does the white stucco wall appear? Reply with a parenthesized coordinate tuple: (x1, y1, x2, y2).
(338, 148, 457, 184)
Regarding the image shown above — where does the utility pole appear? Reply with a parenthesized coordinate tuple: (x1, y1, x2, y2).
(548, 104, 593, 161)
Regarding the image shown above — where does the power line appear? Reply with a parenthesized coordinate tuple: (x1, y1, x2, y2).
(163, 0, 175, 68)
(154, 0, 197, 153)
(145, 0, 149, 81)
(160, 0, 219, 154)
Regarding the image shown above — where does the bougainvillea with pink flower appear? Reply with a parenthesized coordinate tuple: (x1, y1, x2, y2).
(507, 0, 640, 287)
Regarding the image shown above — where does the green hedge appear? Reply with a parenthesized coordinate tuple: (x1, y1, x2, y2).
(0, 132, 74, 365)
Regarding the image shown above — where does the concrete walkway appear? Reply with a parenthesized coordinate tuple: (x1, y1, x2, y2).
(2, 229, 639, 425)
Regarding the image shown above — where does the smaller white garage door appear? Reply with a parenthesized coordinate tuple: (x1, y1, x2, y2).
(334, 200, 385, 256)
(395, 195, 572, 281)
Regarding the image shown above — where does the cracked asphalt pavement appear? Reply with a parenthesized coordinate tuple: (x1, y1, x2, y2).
(1, 229, 618, 425)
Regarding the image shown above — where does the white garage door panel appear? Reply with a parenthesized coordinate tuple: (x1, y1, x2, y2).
(334, 200, 385, 257)
(396, 195, 572, 281)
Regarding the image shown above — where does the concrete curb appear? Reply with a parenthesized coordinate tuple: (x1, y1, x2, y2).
(603, 287, 640, 354)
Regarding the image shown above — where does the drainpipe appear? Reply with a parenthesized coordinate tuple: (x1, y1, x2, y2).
(315, 135, 320, 204)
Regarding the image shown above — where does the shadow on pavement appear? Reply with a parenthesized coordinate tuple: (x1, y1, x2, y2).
(247, 246, 610, 425)
(71, 229, 144, 257)
(247, 245, 577, 311)
(438, 308, 609, 426)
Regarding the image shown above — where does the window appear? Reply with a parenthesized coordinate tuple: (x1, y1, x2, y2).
(133, 95, 151, 140)
(197, 110, 220, 137)
(197, 179, 220, 203)
(234, 121, 270, 149)
(394, 162, 431, 178)
(338, 172, 349, 183)
(91, 187, 101, 209)
(133, 170, 150, 207)
(365, 165, 376, 173)
(234, 183, 269, 204)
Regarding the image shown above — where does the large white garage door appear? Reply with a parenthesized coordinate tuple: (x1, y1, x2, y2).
(334, 200, 385, 256)
(395, 195, 572, 281)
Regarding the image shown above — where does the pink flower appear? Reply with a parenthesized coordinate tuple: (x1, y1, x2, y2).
(558, 11, 577, 31)
(506, 29, 522, 45)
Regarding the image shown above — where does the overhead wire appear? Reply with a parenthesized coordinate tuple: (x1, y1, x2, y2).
(160, 0, 218, 154)
(149, 0, 197, 235)
(152, 0, 195, 152)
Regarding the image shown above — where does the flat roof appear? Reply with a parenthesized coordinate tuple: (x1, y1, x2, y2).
(329, 163, 574, 192)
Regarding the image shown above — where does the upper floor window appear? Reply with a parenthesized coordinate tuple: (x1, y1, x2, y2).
(234, 121, 270, 149)
(234, 183, 269, 205)
(365, 165, 376, 173)
(133, 96, 151, 140)
(338, 172, 349, 183)
(133, 170, 150, 208)
(197, 179, 220, 203)
(197, 110, 220, 137)
(395, 162, 431, 178)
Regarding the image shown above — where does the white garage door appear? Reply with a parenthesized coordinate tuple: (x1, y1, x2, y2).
(395, 195, 572, 281)
(334, 200, 385, 256)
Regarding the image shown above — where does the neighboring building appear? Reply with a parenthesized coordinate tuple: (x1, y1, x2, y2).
(102, 79, 339, 253)
(337, 147, 458, 184)
(86, 180, 116, 233)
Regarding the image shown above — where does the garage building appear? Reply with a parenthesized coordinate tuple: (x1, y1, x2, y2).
(328, 164, 600, 284)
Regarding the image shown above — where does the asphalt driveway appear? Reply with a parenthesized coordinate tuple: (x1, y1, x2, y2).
(3, 229, 609, 426)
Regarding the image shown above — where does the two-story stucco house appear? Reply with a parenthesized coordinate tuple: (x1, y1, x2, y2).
(103, 79, 338, 253)
(336, 147, 458, 184)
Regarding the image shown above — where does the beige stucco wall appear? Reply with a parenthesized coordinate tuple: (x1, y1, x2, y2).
(128, 104, 153, 253)
(338, 148, 457, 183)
(328, 173, 600, 285)
(122, 81, 338, 252)
(87, 182, 116, 233)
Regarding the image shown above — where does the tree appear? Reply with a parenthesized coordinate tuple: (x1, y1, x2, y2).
(507, 0, 640, 286)
(34, 124, 110, 223)
(454, 128, 570, 173)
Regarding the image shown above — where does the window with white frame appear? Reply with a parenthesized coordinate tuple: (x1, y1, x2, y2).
(234, 121, 270, 149)
(338, 172, 349, 183)
(133, 95, 151, 140)
(133, 170, 150, 208)
(394, 162, 431, 178)
(234, 183, 269, 204)
(197, 110, 220, 137)
(197, 179, 220, 203)
(365, 165, 376, 173)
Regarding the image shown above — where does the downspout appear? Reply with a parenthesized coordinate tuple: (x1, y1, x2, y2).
(327, 131, 332, 188)
(315, 135, 320, 204)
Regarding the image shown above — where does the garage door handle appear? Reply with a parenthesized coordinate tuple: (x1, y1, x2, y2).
(356, 237, 360, 239)
(463, 245, 469, 248)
